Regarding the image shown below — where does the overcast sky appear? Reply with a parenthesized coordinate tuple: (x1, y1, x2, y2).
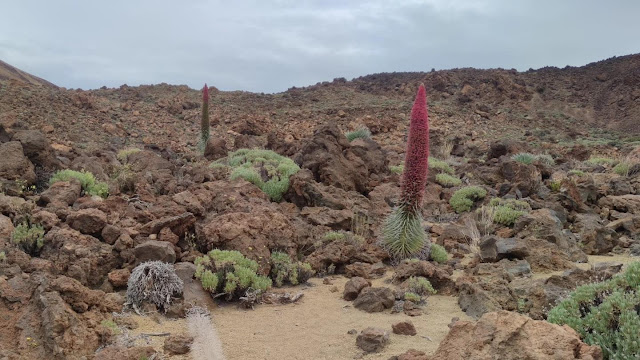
(1, 0, 639, 93)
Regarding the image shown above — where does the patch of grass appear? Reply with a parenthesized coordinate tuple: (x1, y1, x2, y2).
(534, 154, 555, 166)
(548, 261, 640, 360)
(100, 320, 121, 335)
(0, 251, 5, 262)
(345, 127, 372, 142)
(11, 222, 45, 255)
(435, 173, 462, 187)
(429, 243, 448, 263)
(613, 162, 631, 176)
(428, 157, 454, 175)
(586, 156, 616, 166)
(49, 169, 109, 198)
(270, 251, 314, 287)
(568, 169, 585, 177)
(450, 186, 487, 213)
(511, 152, 535, 165)
(549, 180, 562, 192)
(323, 231, 346, 241)
(488, 198, 530, 227)
(404, 292, 421, 303)
(224, 149, 300, 201)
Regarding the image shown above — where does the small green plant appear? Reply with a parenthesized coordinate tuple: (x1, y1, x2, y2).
(407, 276, 437, 296)
(195, 249, 272, 300)
(404, 292, 421, 303)
(511, 152, 535, 165)
(429, 243, 448, 263)
(100, 320, 121, 335)
(548, 261, 640, 360)
(11, 222, 45, 255)
(389, 164, 404, 175)
(492, 206, 526, 226)
(435, 173, 462, 187)
(345, 127, 372, 142)
(0, 251, 6, 262)
(549, 180, 562, 192)
(323, 231, 346, 241)
(270, 251, 314, 287)
(49, 169, 109, 198)
(223, 149, 299, 201)
(488, 198, 531, 211)
(116, 148, 141, 163)
(613, 162, 631, 176)
(450, 186, 487, 213)
(534, 154, 555, 165)
(586, 156, 616, 166)
(568, 169, 585, 176)
(209, 162, 229, 170)
(428, 157, 454, 175)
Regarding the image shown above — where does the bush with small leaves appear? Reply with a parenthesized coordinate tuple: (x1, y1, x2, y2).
(116, 148, 141, 163)
(428, 157, 454, 175)
(568, 169, 585, 177)
(11, 222, 45, 255)
(547, 261, 640, 360)
(323, 231, 346, 241)
(0, 251, 6, 262)
(345, 127, 372, 142)
(429, 243, 448, 263)
(194, 249, 272, 301)
(549, 181, 562, 192)
(435, 173, 461, 187)
(450, 186, 487, 213)
(404, 292, 421, 303)
(223, 149, 299, 201)
(389, 165, 404, 175)
(488, 198, 531, 211)
(270, 251, 314, 287)
(100, 320, 121, 335)
(50, 169, 109, 198)
(534, 154, 555, 165)
(511, 152, 535, 165)
(492, 206, 527, 226)
(125, 261, 183, 313)
(407, 276, 437, 296)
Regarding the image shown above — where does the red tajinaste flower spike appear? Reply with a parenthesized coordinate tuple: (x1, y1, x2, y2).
(200, 83, 210, 151)
(400, 84, 430, 210)
(203, 83, 209, 102)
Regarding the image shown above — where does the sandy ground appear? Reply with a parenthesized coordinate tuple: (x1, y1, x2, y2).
(122, 254, 638, 359)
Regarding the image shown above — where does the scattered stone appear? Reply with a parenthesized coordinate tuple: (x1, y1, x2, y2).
(403, 300, 423, 317)
(108, 269, 131, 288)
(67, 208, 108, 234)
(134, 240, 177, 264)
(347, 329, 358, 335)
(392, 321, 417, 336)
(353, 287, 394, 312)
(343, 277, 371, 301)
(356, 327, 389, 353)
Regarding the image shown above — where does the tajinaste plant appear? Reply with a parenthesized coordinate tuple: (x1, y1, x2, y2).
(381, 84, 431, 260)
(200, 83, 210, 151)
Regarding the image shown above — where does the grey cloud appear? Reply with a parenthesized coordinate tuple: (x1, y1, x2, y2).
(1, 0, 639, 92)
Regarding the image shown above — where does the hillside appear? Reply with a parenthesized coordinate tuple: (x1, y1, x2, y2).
(0, 55, 639, 359)
(0, 60, 57, 87)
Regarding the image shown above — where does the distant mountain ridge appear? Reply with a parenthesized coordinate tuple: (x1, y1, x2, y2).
(0, 59, 57, 87)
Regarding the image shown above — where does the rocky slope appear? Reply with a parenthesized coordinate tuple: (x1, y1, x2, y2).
(0, 55, 638, 359)
(0, 60, 57, 88)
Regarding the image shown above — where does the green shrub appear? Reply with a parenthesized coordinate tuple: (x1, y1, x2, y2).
(116, 148, 141, 163)
(547, 261, 640, 360)
(11, 222, 45, 255)
(428, 157, 454, 175)
(492, 206, 526, 226)
(404, 292, 421, 303)
(429, 244, 448, 263)
(323, 231, 346, 241)
(568, 169, 585, 177)
(270, 251, 314, 287)
(587, 156, 616, 166)
(194, 249, 272, 300)
(389, 165, 404, 175)
(450, 186, 487, 213)
(49, 169, 109, 198)
(549, 180, 562, 192)
(100, 320, 121, 335)
(511, 152, 535, 165)
(345, 127, 372, 142)
(613, 162, 630, 176)
(0, 251, 5, 262)
(407, 276, 436, 296)
(435, 173, 461, 187)
(534, 154, 555, 165)
(224, 149, 300, 201)
(488, 198, 531, 211)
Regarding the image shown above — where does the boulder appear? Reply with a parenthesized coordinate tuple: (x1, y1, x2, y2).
(479, 236, 529, 262)
(204, 137, 227, 161)
(353, 287, 394, 312)
(0, 141, 36, 184)
(393, 260, 456, 294)
(11, 129, 59, 169)
(0, 214, 14, 245)
(429, 311, 602, 360)
(108, 269, 131, 288)
(163, 334, 193, 355)
(572, 213, 619, 255)
(343, 277, 371, 301)
(356, 327, 389, 353)
(39, 180, 82, 206)
(134, 240, 176, 264)
(598, 195, 640, 214)
(499, 158, 541, 197)
(67, 208, 108, 235)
